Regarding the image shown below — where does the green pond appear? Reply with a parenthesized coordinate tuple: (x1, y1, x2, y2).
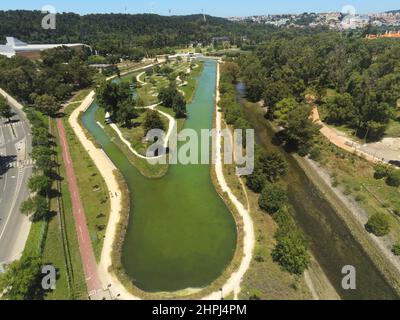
(82, 60, 237, 292)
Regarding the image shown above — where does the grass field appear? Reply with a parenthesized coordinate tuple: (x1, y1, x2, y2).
(41, 118, 87, 300)
(316, 138, 400, 245)
(118, 109, 170, 156)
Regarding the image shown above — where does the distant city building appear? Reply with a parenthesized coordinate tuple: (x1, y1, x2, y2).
(227, 11, 400, 30)
(0, 37, 88, 59)
(340, 15, 370, 30)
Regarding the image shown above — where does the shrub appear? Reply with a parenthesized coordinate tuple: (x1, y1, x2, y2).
(246, 170, 265, 193)
(386, 170, 400, 187)
(392, 244, 400, 256)
(258, 183, 288, 215)
(355, 194, 365, 202)
(365, 213, 391, 237)
(309, 146, 321, 161)
(272, 232, 310, 275)
(374, 164, 390, 180)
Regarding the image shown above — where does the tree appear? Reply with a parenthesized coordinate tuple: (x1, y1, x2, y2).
(34, 94, 59, 116)
(159, 84, 178, 108)
(96, 81, 132, 119)
(268, 97, 299, 125)
(159, 83, 187, 118)
(272, 231, 310, 275)
(258, 183, 288, 215)
(386, 170, 400, 188)
(172, 93, 187, 118)
(20, 195, 49, 221)
(28, 175, 52, 195)
(32, 127, 52, 148)
(365, 213, 391, 237)
(31, 146, 55, 172)
(246, 170, 265, 193)
(221, 62, 240, 84)
(116, 99, 137, 127)
(143, 110, 165, 136)
(0, 255, 43, 300)
(0, 97, 13, 122)
(321, 93, 355, 124)
(258, 151, 287, 182)
(278, 105, 321, 156)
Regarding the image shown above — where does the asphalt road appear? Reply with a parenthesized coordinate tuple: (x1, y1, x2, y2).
(0, 100, 33, 265)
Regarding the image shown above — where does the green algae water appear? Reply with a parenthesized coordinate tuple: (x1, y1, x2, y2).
(82, 60, 237, 292)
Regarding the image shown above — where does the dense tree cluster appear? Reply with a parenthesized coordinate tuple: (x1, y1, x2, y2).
(0, 11, 273, 56)
(0, 255, 43, 300)
(239, 32, 400, 141)
(0, 47, 94, 112)
(219, 60, 310, 276)
(96, 81, 138, 127)
(219, 62, 251, 145)
(20, 109, 56, 222)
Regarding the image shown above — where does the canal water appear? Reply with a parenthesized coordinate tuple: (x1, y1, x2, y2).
(238, 83, 399, 300)
(82, 60, 237, 293)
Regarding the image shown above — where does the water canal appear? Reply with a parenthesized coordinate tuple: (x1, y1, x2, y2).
(82, 60, 237, 293)
(238, 84, 399, 300)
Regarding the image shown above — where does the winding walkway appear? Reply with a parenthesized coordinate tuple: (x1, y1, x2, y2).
(202, 61, 255, 300)
(108, 103, 176, 160)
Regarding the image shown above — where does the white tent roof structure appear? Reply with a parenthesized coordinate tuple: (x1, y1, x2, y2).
(0, 37, 87, 58)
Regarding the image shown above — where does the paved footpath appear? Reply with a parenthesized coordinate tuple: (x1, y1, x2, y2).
(56, 114, 103, 298)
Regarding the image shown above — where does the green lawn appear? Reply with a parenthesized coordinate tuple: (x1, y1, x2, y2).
(41, 118, 87, 300)
(118, 109, 170, 156)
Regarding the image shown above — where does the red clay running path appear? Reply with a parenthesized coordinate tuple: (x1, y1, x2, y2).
(57, 114, 103, 298)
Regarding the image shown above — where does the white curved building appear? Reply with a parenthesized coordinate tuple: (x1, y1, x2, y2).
(0, 37, 87, 59)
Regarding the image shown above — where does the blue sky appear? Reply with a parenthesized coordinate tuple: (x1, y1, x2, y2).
(0, 0, 398, 17)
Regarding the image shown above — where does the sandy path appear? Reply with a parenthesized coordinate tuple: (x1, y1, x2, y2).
(312, 107, 389, 165)
(202, 61, 255, 300)
(109, 103, 175, 160)
(69, 91, 139, 300)
(136, 72, 146, 85)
